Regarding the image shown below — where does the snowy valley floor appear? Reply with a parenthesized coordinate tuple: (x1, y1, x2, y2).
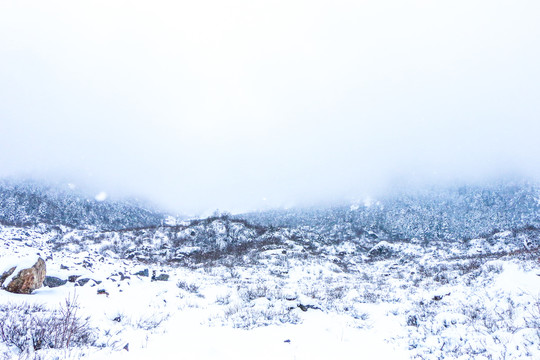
(1, 226, 539, 359)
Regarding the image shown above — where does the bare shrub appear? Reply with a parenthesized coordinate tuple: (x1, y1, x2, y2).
(358, 285, 380, 303)
(460, 297, 521, 335)
(238, 284, 269, 302)
(135, 313, 170, 331)
(325, 285, 348, 301)
(457, 259, 483, 275)
(0, 295, 94, 354)
(215, 293, 231, 305)
(525, 296, 540, 340)
(223, 303, 300, 329)
(483, 262, 504, 274)
(433, 272, 450, 284)
(176, 280, 200, 293)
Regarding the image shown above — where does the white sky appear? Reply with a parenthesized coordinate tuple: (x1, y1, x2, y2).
(1, 1, 539, 214)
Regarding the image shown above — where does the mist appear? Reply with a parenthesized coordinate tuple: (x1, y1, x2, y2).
(1, 1, 539, 214)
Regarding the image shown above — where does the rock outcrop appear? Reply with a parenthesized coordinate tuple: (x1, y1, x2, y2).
(0, 257, 46, 294)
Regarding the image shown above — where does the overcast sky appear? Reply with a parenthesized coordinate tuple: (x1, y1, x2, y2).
(1, 1, 539, 214)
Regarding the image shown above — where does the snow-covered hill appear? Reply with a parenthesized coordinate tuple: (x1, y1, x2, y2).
(0, 217, 539, 359)
(0, 179, 166, 230)
(1, 182, 539, 359)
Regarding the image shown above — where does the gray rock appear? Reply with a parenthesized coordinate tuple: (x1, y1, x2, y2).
(76, 278, 102, 286)
(152, 273, 169, 282)
(68, 275, 81, 282)
(43, 276, 67, 288)
(134, 269, 149, 277)
(76, 278, 91, 286)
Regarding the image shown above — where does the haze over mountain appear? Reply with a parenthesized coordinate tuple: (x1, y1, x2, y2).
(1, 1, 539, 214)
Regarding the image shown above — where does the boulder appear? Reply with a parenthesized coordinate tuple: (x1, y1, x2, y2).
(76, 278, 102, 286)
(43, 276, 67, 288)
(134, 269, 149, 277)
(76, 278, 91, 286)
(153, 274, 169, 282)
(1, 257, 46, 294)
(68, 275, 81, 282)
(151, 270, 169, 281)
(0, 267, 16, 287)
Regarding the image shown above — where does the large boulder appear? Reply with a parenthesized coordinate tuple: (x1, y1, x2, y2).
(0, 257, 46, 294)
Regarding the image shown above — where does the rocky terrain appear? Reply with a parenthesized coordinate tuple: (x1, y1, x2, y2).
(0, 182, 539, 359)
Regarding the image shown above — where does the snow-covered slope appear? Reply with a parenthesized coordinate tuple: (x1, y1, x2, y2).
(1, 220, 539, 359)
(0, 179, 166, 230)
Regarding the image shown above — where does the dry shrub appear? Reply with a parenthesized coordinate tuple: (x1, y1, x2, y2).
(0, 295, 94, 354)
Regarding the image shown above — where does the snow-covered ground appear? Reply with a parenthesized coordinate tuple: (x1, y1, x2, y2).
(1, 223, 539, 359)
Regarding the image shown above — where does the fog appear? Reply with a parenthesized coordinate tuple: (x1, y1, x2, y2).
(1, 1, 539, 214)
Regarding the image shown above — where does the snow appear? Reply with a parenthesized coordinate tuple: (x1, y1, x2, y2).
(494, 262, 540, 293)
(0, 222, 539, 359)
(95, 192, 108, 201)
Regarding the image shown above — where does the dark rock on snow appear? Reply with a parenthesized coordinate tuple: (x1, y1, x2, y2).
(68, 275, 81, 282)
(43, 276, 67, 288)
(134, 269, 149, 277)
(76, 278, 102, 286)
(151, 270, 169, 281)
(1, 257, 46, 294)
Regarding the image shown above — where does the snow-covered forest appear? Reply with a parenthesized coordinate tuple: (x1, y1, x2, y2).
(1, 180, 539, 359)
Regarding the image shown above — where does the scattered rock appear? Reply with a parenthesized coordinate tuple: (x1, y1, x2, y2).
(60, 264, 69, 270)
(119, 272, 130, 281)
(76, 278, 91, 286)
(153, 274, 169, 282)
(1, 257, 46, 294)
(68, 275, 81, 282)
(97, 289, 109, 296)
(134, 269, 149, 277)
(43, 276, 67, 288)
(432, 292, 450, 301)
(108, 272, 131, 281)
(297, 304, 320, 312)
(151, 270, 169, 281)
(76, 278, 102, 287)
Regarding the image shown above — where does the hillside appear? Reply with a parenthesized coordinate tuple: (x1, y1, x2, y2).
(0, 180, 539, 359)
(0, 179, 166, 230)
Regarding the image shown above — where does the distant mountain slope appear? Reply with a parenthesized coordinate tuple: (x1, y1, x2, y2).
(240, 182, 540, 242)
(0, 179, 166, 230)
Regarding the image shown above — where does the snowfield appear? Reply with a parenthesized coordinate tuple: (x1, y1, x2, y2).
(0, 221, 539, 360)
